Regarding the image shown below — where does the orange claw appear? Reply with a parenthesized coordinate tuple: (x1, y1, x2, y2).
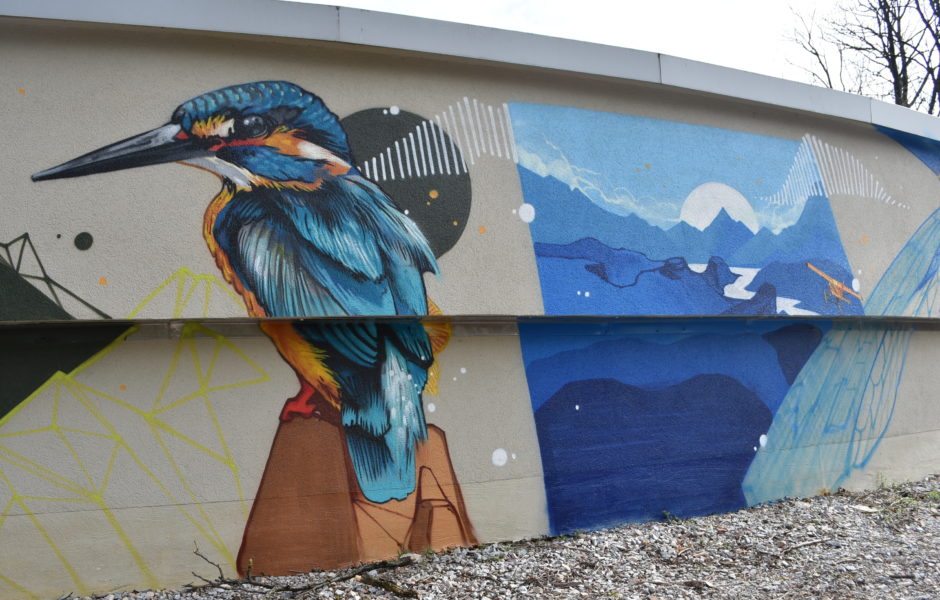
(280, 377, 340, 425)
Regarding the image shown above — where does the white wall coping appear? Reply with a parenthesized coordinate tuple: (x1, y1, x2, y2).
(3, 0, 940, 141)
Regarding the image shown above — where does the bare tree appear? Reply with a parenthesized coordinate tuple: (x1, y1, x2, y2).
(792, 1, 940, 114)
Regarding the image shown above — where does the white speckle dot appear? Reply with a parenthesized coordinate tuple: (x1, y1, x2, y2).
(858, 269, 863, 275)
(427, 402, 436, 413)
(759, 434, 768, 447)
(518, 203, 535, 223)
(584, 291, 591, 298)
(754, 446, 758, 452)
(382, 109, 388, 115)
(512, 208, 517, 214)
(576, 290, 582, 296)
(575, 404, 580, 411)
(852, 278, 861, 292)
(389, 105, 400, 115)
(452, 376, 458, 381)
(492, 448, 508, 467)
(404, 209, 410, 215)
(460, 367, 467, 374)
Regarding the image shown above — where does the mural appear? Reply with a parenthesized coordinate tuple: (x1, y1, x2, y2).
(30, 81, 477, 573)
(507, 103, 878, 317)
(519, 320, 824, 533)
(3, 44, 940, 597)
(509, 102, 940, 534)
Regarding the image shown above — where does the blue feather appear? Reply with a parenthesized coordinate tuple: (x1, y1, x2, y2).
(214, 173, 438, 502)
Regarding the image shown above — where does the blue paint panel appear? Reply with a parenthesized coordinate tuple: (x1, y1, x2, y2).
(519, 320, 826, 535)
(510, 103, 859, 317)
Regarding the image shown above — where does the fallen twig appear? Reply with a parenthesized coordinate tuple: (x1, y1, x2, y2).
(359, 573, 419, 598)
(193, 542, 226, 581)
(781, 537, 831, 556)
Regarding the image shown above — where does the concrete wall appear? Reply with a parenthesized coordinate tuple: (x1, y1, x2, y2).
(2, 8, 940, 598)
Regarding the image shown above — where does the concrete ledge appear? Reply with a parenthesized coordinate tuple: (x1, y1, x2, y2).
(0, 0, 937, 139)
(660, 54, 873, 123)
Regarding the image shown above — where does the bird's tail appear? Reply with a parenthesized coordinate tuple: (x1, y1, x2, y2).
(342, 332, 429, 503)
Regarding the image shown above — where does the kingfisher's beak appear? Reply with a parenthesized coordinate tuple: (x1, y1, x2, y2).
(32, 124, 211, 182)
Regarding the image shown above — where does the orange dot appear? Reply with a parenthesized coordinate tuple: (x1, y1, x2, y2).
(17, 88, 25, 94)
(644, 164, 651, 169)
(98, 277, 108, 285)
(119, 385, 126, 391)
(861, 235, 870, 244)
(429, 189, 439, 199)
(478, 225, 487, 234)
(452, 221, 459, 226)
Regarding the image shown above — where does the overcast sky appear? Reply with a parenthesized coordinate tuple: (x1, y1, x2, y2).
(288, 0, 842, 83)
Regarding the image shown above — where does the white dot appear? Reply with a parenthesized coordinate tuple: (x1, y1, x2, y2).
(576, 290, 582, 296)
(511, 453, 517, 460)
(404, 209, 410, 215)
(584, 291, 591, 298)
(460, 367, 467, 374)
(852, 278, 861, 292)
(858, 269, 863, 275)
(389, 105, 400, 115)
(492, 448, 508, 467)
(518, 203, 535, 223)
(382, 109, 388, 115)
(754, 446, 758, 452)
(759, 434, 768, 447)
(452, 376, 458, 381)
(427, 402, 436, 413)
(575, 404, 580, 411)
(512, 208, 517, 214)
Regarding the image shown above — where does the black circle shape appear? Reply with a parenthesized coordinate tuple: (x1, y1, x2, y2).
(74, 232, 93, 250)
(341, 108, 471, 258)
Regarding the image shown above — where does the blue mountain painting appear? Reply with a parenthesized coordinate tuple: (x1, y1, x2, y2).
(519, 320, 828, 534)
(518, 167, 861, 316)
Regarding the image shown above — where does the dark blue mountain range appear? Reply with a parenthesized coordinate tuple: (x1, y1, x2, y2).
(536, 375, 772, 533)
(518, 166, 852, 268)
(517, 166, 858, 315)
(533, 238, 778, 315)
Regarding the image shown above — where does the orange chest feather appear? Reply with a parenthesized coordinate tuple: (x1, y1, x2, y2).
(203, 187, 267, 318)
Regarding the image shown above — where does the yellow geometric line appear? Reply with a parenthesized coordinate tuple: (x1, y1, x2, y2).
(55, 428, 94, 490)
(1, 272, 267, 594)
(0, 572, 39, 600)
(0, 446, 86, 496)
(97, 500, 158, 589)
(97, 441, 121, 495)
(144, 417, 227, 464)
(17, 496, 87, 594)
(180, 279, 200, 319)
(58, 427, 114, 440)
(125, 267, 244, 318)
(149, 425, 235, 567)
(153, 329, 187, 411)
(17, 496, 96, 504)
(0, 426, 55, 438)
(70, 387, 231, 572)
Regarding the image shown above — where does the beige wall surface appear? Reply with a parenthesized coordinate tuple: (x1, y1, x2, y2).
(2, 17, 940, 599)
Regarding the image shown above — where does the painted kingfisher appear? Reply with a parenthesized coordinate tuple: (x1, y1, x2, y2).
(32, 81, 445, 504)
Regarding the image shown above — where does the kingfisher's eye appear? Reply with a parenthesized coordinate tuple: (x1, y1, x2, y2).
(235, 114, 269, 138)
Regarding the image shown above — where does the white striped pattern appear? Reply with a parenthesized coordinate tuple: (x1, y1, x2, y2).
(764, 134, 908, 210)
(357, 100, 518, 182)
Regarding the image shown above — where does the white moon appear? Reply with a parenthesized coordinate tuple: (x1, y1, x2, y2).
(679, 182, 760, 234)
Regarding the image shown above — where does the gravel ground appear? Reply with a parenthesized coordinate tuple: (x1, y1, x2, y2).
(67, 475, 939, 600)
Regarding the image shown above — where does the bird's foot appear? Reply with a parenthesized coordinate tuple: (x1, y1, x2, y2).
(279, 380, 339, 425)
